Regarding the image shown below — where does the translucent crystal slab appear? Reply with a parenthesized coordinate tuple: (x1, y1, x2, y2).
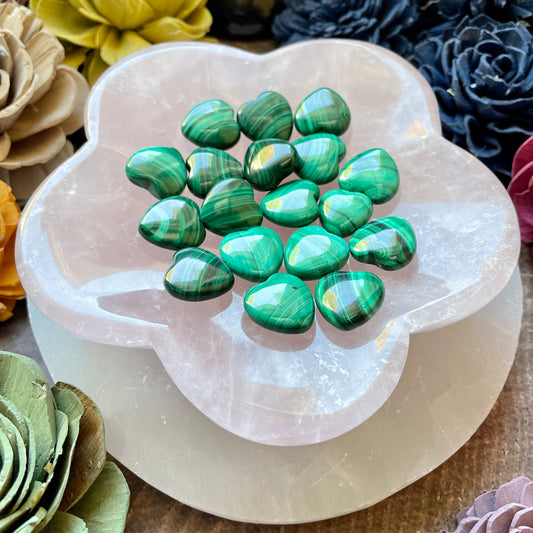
(27, 268, 523, 523)
(16, 40, 520, 445)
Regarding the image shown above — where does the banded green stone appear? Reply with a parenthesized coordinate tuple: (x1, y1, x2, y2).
(181, 99, 240, 149)
(244, 139, 299, 191)
(294, 88, 350, 136)
(319, 190, 373, 237)
(200, 178, 263, 235)
(293, 133, 346, 184)
(284, 226, 349, 280)
(186, 147, 243, 198)
(244, 273, 315, 334)
(237, 91, 293, 141)
(349, 216, 417, 270)
(260, 179, 320, 227)
(138, 196, 205, 249)
(338, 148, 399, 204)
(220, 227, 283, 282)
(315, 271, 385, 330)
(164, 247, 234, 301)
(125, 146, 187, 199)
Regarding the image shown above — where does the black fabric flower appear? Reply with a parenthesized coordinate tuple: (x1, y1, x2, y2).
(271, 0, 419, 50)
(410, 14, 533, 182)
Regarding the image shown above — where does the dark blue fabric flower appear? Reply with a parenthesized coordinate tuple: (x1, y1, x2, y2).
(411, 14, 533, 182)
(271, 0, 419, 50)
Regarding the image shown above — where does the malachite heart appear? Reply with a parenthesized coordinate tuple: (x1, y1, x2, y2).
(260, 179, 320, 227)
(219, 227, 283, 282)
(237, 91, 293, 141)
(338, 148, 400, 204)
(244, 139, 299, 191)
(138, 196, 205, 249)
(186, 147, 243, 198)
(319, 189, 373, 237)
(349, 216, 417, 270)
(284, 226, 349, 280)
(294, 88, 351, 136)
(164, 247, 234, 301)
(125, 146, 187, 199)
(315, 271, 385, 331)
(244, 273, 315, 334)
(293, 133, 346, 185)
(200, 178, 263, 235)
(181, 99, 240, 149)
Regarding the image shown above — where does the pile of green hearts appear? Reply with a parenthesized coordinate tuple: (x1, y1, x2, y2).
(126, 87, 416, 334)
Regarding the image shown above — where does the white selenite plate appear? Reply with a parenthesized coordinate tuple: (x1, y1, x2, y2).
(28, 267, 522, 524)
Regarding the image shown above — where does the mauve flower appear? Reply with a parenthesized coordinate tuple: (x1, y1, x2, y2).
(410, 14, 533, 183)
(442, 476, 533, 533)
(271, 0, 419, 50)
(508, 136, 533, 242)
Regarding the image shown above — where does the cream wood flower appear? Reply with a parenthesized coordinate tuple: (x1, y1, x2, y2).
(0, 3, 89, 203)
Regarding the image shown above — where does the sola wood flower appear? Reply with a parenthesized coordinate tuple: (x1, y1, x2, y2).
(0, 351, 130, 532)
(0, 2, 89, 204)
(0, 180, 23, 321)
(29, 0, 213, 85)
(442, 476, 533, 533)
(509, 136, 533, 243)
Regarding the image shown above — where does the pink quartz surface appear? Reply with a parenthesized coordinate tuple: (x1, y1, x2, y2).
(15, 40, 521, 446)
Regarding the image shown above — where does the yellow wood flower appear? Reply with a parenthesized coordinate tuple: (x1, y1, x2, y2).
(0, 181, 24, 321)
(29, 0, 213, 84)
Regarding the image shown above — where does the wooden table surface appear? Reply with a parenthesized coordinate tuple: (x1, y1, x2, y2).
(1, 39, 531, 533)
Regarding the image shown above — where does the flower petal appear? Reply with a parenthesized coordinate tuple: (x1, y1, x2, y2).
(91, 0, 156, 30)
(99, 28, 150, 65)
(0, 298, 16, 321)
(56, 66, 89, 135)
(67, 0, 112, 25)
(511, 136, 533, 175)
(63, 45, 89, 70)
(139, 9, 212, 43)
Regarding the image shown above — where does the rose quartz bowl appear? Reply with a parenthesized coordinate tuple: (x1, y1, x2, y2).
(15, 40, 520, 446)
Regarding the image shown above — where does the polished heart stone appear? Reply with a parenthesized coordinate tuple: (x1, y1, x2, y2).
(293, 133, 346, 185)
(200, 178, 263, 235)
(315, 271, 385, 330)
(319, 190, 373, 237)
(125, 146, 187, 199)
(219, 227, 283, 282)
(284, 226, 349, 280)
(138, 196, 205, 249)
(164, 247, 234, 301)
(181, 99, 240, 149)
(260, 179, 320, 227)
(244, 273, 315, 333)
(237, 91, 293, 141)
(349, 216, 416, 270)
(338, 148, 400, 204)
(244, 139, 299, 191)
(294, 88, 351, 136)
(186, 147, 243, 198)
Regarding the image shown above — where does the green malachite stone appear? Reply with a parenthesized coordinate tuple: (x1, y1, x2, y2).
(125, 146, 187, 199)
(186, 147, 243, 198)
(349, 216, 417, 270)
(338, 148, 400, 204)
(319, 190, 373, 237)
(219, 227, 283, 282)
(181, 99, 240, 149)
(138, 196, 205, 250)
(293, 133, 346, 185)
(200, 178, 263, 235)
(244, 273, 315, 334)
(284, 226, 349, 280)
(237, 91, 293, 141)
(315, 271, 385, 331)
(260, 179, 320, 227)
(244, 138, 299, 191)
(164, 247, 234, 301)
(294, 88, 351, 136)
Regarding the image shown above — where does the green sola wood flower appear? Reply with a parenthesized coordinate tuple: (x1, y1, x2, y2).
(0, 351, 130, 532)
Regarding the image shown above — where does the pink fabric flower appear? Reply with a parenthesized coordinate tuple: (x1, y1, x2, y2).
(443, 476, 533, 533)
(509, 138, 533, 243)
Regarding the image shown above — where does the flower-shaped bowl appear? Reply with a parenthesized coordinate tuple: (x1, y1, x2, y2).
(15, 40, 520, 446)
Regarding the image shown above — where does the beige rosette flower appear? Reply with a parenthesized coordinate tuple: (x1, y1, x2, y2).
(0, 2, 89, 203)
